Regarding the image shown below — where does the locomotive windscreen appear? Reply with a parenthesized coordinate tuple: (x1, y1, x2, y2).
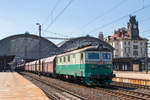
(87, 52, 100, 60)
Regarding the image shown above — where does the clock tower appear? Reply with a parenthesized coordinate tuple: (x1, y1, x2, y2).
(127, 16, 139, 39)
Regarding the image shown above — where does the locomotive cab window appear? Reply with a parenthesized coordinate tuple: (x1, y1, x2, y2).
(101, 52, 112, 60)
(87, 52, 100, 61)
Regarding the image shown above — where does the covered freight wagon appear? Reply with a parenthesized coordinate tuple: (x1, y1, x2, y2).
(40, 56, 56, 75)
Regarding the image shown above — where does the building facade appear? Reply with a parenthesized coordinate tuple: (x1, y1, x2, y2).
(105, 16, 148, 71)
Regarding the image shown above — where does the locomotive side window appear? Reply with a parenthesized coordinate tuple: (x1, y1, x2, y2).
(68, 56, 70, 62)
(63, 56, 66, 62)
(60, 57, 62, 63)
(73, 54, 75, 58)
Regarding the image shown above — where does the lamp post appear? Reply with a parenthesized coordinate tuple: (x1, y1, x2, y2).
(36, 23, 41, 76)
(145, 42, 149, 74)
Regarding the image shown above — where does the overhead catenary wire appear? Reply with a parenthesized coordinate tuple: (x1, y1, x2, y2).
(86, 3, 150, 35)
(101, 16, 150, 37)
(141, 29, 150, 34)
(42, 0, 61, 26)
(70, 0, 127, 34)
(43, 30, 73, 38)
(140, 16, 150, 22)
(44, 0, 74, 32)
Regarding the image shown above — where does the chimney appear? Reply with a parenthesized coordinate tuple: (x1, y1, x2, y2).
(98, 32, 104, 40)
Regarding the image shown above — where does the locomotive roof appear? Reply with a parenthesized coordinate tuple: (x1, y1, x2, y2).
(57, 46, 99, 57)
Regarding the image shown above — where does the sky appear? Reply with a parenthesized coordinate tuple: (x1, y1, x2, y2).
(0, 0, 150, 45)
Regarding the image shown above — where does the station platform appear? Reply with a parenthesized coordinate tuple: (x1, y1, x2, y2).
(0, 72, 49, 100)
(113, 71, 150, 86)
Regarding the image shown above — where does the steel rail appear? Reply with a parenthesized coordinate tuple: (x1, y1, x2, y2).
(42, 89, 60, 100)
(96, 87, 150, 100)
(112, 81, 150, 89)
(20, 72, 59, 100)
(23, 72, 88, 100)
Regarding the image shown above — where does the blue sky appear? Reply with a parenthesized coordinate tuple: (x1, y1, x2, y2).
(0, 0, 150, 45)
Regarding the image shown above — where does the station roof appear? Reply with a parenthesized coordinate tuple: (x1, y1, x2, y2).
(0, 33, 58, 59)
(58, 36, 113, 53)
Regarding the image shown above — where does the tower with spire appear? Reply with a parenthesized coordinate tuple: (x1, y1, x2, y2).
(127, 16, 139, 39)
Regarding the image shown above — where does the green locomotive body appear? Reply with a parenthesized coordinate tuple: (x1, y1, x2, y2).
(56, 46, 114, 85)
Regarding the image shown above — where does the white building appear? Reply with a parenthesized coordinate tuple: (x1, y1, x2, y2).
(109, 38, 147, 58)
(104, 16, 148, 71)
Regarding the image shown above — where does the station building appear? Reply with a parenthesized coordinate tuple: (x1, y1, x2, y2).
(105, 16, 149, 71)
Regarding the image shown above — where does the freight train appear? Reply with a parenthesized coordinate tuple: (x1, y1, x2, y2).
(22, 45, 115, 85)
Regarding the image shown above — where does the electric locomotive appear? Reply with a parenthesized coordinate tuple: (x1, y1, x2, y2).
(56, 45, 115, 85)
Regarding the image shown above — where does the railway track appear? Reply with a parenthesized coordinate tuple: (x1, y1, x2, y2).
(96, 87, 150, 100)
(21, 72, 88, 100)
(111, 81, 150, 89)
(21, 72, 150, 100)
(41, 88, 60, 100)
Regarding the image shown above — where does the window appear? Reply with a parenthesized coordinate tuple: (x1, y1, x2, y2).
(60, 58, 62, 63)
(133, 40, 138, 43)
(125, 48, 126, 53)
(133, 51, 138, 56)
(63, 57, 66, 62)
(128, 41, 130, 45)
(128, 48, 130, 53)
(140, 42, 143, 46)
(68, 56, 70, 62)
(73, 54, 75, 58)
(124, 41, 126, 45)
(56, 59, 58, 63)
(102, 53, 112, 60)
(133, 45, 138, 49)
(141, 48, 143, 53)
(88, 53, 100, 60)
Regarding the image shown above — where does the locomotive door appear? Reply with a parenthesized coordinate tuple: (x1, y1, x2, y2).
(80, 53, 84, 76)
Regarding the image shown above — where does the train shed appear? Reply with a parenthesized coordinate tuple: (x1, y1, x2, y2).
(58, 36, 114, 53)
(0, 33, 58, 71)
